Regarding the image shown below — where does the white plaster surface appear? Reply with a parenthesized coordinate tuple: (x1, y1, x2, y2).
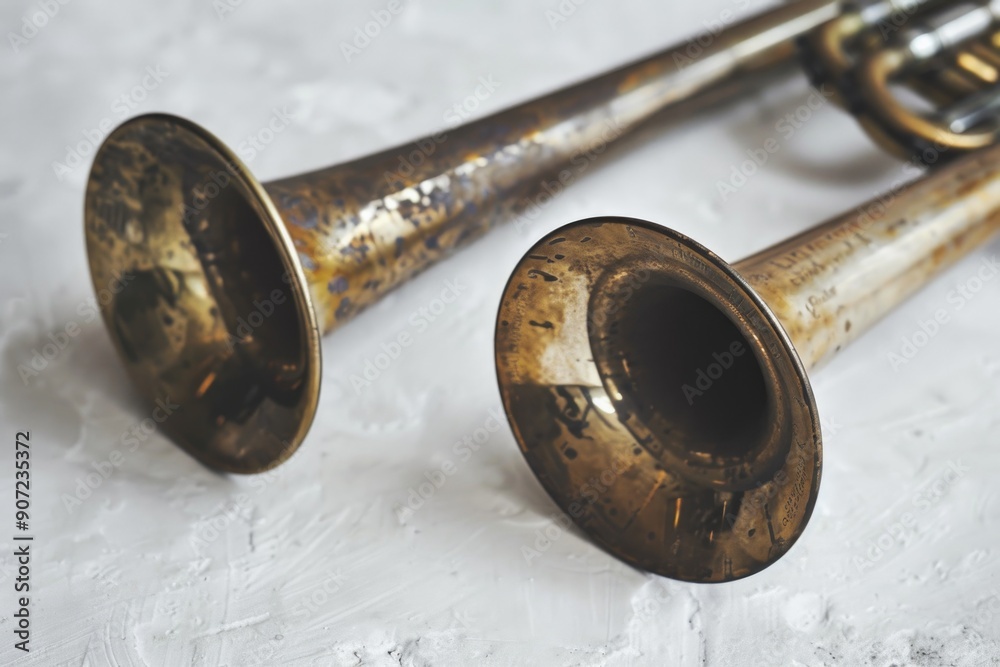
(2, 0, 1000, 665)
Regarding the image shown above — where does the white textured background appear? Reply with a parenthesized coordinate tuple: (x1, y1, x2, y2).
(2, 0, 1000, 665)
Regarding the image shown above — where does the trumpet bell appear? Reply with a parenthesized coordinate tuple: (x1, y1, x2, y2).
(495, 218, 821, 582)
(84, 114, 322, 473)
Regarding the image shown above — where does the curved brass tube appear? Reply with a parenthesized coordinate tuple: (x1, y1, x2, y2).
(801, 0, 1000, 160)
(856, 46, 999, 159)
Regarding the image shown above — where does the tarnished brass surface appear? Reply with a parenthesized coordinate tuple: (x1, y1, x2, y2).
(85, 117, 321, 473)
(495, 221, 820, 582)
(85, 1, 840, 473)
(86, 0, 1000, 474)
(496, 143, 1000, 582)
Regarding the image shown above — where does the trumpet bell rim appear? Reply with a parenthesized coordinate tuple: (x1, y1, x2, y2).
(495, 217, 822, 581)
(84, 114, 322, 474)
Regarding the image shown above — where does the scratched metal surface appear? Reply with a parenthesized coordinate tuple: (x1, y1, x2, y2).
(1, 0, 999, 665)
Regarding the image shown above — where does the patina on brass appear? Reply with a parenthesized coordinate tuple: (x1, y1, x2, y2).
(86, 0, 1000, 473)
(85, 0, 843, 473)
(496, 121, 1000, 585)
(495, 0, 1000, 580)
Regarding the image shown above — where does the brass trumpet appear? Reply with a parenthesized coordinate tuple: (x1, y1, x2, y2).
(495, 50, 1000, 585)
(85, 0, 1000, 473)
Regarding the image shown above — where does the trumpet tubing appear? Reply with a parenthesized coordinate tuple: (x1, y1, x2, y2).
(736, 151, 1000, 371)
(84, 0, 837, 473)
(495, 133, 1000, 583)
(84, 0, 1000, 476)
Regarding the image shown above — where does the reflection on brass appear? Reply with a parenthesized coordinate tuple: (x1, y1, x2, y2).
(85, 1, 841, 473)
(801, 0, 1000, 160)
(85, 0, 1000, 473)
(496, 140, 1000, 583)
